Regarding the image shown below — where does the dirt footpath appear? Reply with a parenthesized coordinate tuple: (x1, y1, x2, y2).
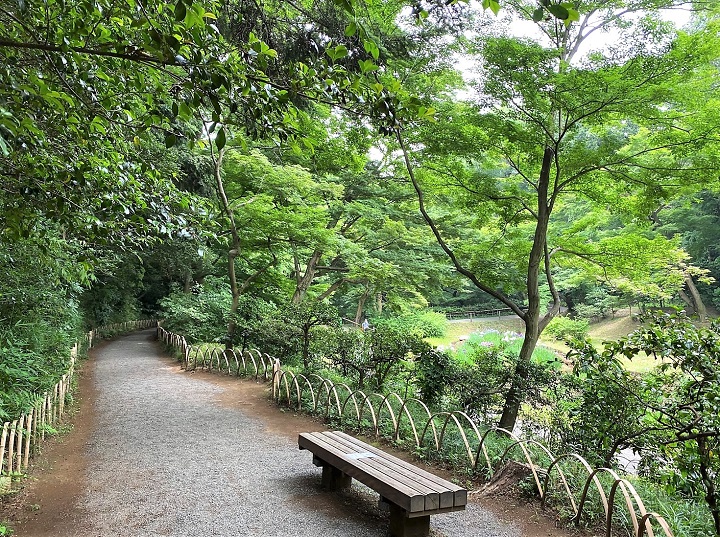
(2, 330, 576, 537)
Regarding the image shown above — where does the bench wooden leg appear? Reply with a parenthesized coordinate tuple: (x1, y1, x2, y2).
(321, 464, 352, 491)
(388, 503, 430, 537)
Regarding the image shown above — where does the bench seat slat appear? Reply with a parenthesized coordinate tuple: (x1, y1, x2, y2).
(322, 433, 455, 509)
(300, 432, 426, 512)
(305, 432, 441, 511)
(327, 431, 466, 508)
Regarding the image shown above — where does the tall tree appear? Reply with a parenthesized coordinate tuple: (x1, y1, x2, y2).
(397, 3, 720, 430)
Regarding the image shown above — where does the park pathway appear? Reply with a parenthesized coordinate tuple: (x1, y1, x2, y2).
(12, 330, 533, 537)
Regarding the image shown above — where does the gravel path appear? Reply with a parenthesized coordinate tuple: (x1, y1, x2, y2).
(67, 329, 520, 537)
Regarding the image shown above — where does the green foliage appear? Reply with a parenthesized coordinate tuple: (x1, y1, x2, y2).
(446, 331, 560, 421)
(0, 323, 76, 421)
(278, 302, 341, 368)
(158, 277, 231, 345)
(544, 316, 589, 341)
(374, 310, 448, 338)
(415, 347, 453, 407)
(319, 325, 425, 391)
(563, 313, 720, 533)
(0, 234, 84, 421)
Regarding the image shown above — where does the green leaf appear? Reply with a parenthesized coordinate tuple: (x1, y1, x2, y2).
(364, 40, 379, 60)
(532, 7, 544, 22)
(547, 4, 569, 20)
(345, 22, 357, 37)
(164, 133, 177, 148)
(0, 134, 8, 157)
(332, 0, 353, 14)
(565, 7, 580, 22)
(215, 126, 226, 150)
(179, 102, 192, 119)
(174, 0, 186, 22)
(95, 68, 110, 81)
(326, 45, 348, 61)
(358, 59, 378, 73)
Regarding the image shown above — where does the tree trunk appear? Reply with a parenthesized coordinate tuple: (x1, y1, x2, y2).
(499, 317, 539, 431)
(210, 146, 240, 349)
(355, 287, 370, 325)
(376, 292, 383, 314)
(292, 249, 322, 304)
(678, 288, 695, 313)
(316, 278, 345, 302)
(226, 247, 240, 348)
(685, 274, 707, 322)
(498, 147, 554, 432)
(697, 437, 720, 535)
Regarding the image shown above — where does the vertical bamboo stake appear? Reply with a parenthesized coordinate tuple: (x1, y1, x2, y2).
(24, 408, 34, 469)
(15, 415, 24, 473)
(41, 393, 48, 439)
(0, 422, 8, 472)
(32, 401, 40, 448)
(53, 383, 59, 423)
(59, 375, 66, 417)
(7, 420, 17, 475)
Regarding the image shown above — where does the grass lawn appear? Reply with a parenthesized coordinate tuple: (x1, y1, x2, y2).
(429, 310, 661, 373)
(427, 317, 525, 348)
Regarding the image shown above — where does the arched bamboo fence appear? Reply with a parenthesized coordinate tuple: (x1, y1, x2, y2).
(158, 327, 676, 537)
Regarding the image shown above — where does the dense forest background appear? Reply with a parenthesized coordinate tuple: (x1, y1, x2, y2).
(2, 0, 720, 534)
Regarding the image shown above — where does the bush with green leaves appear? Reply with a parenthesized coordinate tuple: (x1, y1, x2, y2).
(0, 323, 77, 421)
(0, 236, 85, 420)
(447, 331, 560, 422)
(415, 346, 453, 408)
(373, 310, 448, 338)
(276, 302, 341, 369)
(561, 313, 720, 535)
(158, 277, 231, 344)
(544, 316, 589, 341)
(317, 325, 425, 391)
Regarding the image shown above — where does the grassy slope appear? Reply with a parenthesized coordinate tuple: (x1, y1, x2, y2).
(431, 311, 660, 372)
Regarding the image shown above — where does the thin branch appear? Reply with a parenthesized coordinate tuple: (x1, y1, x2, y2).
(396, 128, 526, 319)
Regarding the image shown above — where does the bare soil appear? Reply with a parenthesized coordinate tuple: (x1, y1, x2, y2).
(1, 339, 584, 537)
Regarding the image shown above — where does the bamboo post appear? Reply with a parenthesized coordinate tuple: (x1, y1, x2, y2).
(59, 375, 67, 417)
(32, 400, 40, 447)
(7, 420, 17, 475)
(15, 415, 24, 473)
(23, 408, 34, 469)
(52, 383, 59, 423)
(41, 393, 49, 438)
(0, 422, 8, 472)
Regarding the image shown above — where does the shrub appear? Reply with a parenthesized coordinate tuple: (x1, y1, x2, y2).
(158, 277, 231, 344)
(544, 316, 589, 341)
(374, 311, 448, 338)
(415, 347, 453, 408)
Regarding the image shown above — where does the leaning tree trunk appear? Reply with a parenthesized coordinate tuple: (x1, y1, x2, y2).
(292, 249, 322, 304)
(355, 286, 370, 325)
(498, 147, 554, 432)
(685, 274, 707, 322)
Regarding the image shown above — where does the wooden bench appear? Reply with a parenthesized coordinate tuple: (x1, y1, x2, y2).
(298, 430, 467, 537)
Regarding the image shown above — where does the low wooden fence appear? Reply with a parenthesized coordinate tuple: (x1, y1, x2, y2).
(158, 327, 675, 537)
(0, 319, 156, 488)
(444, 308, 514, 320)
